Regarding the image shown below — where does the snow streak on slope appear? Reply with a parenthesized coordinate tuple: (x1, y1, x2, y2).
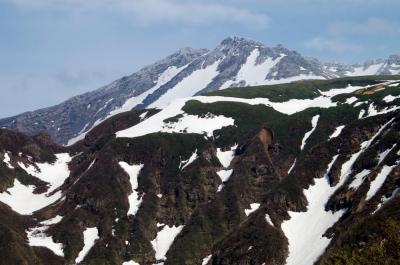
(287, 159, 296, 174)
(377, 144, 396, 165)
(150, 60, 222, 109)
(265, 214, 274, 226)
(67, 65, 188, 145)
(202, 254, 212, 265)
(75, 227, 99, 263)
(348, 170, 371, 190)
(112, 65, 187, 116)
(119, 162, 144, 216)
(329, 125, 345, 140)
(151, 224, 184, 261)
(366, 164, 397, 200)
(339, 118, 394, 187)
(265, 74, 326, 85)
(180, 151, 198, 170)
(281, 155, 344, 265)
(300, 115, 320, 150)
(232, 49, 285, 86)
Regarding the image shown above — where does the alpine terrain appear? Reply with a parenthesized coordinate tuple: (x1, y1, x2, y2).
(1, 37, 400, 145)
(0, 75, 399, 265)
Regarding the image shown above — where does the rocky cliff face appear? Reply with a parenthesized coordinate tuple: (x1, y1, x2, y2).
(0, 36, 399, 146)
(0, 76, 399, 265)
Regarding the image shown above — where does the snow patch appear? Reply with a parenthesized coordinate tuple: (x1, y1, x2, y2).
(180, 150, 198, 170)
(287, 159, 296, 174)
(26, 215, 64, 256)
(374, 187, 400, 213)
(244, 203, 260, 216)
(17, 153, 72, 193)
(265, 214, 274, 226)
(345, 97, 358, 104)
(123, 261, 140, 265)
(358, 109, 365, 119)
(75, 227, 99, 263)
(119, 162, 144, 216)
(383, 94, 400, 103)
(27, 226, 64, 256)
(216, 145, 237, 168)
(139, 111, 148, 120)
(266, 74, 326, 85)
(2, 152, 13, 168)
(354, 101, 366, 107)
(202, 254, 212, 265)
(329, 125, 345, 140)
(216, 169, 233, 182)
(216, 169, 233, 192)
(151, 224, 184, 261)
(40, 215, 63, 226)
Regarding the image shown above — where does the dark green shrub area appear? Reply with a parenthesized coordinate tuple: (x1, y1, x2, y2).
(182, 100, 318, 155)
(319, 198, 400, 265)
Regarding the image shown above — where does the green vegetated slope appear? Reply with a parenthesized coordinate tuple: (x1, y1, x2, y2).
(0, 76, 399, 265)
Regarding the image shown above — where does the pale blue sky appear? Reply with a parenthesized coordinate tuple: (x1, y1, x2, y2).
(1, 0, 399, 117)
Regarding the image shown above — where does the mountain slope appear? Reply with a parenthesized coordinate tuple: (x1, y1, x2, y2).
(0, 76, 399, 265)
(1, 37, 399, 146)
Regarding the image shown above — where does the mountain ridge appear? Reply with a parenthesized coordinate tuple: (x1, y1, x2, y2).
(1, 36, 399, 145)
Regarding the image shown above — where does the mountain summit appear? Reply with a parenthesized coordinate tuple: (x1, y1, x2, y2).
(0, 36, 399, 144)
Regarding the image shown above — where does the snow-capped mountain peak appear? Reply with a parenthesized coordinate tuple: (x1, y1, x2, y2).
(0, 37, 399, 145)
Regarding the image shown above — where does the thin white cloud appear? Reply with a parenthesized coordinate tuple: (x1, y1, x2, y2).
(304, 17, 398, 54)
(329, 17, 400, 36)
(8, 0, 269, 27)
(304, 37, 362, 53)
